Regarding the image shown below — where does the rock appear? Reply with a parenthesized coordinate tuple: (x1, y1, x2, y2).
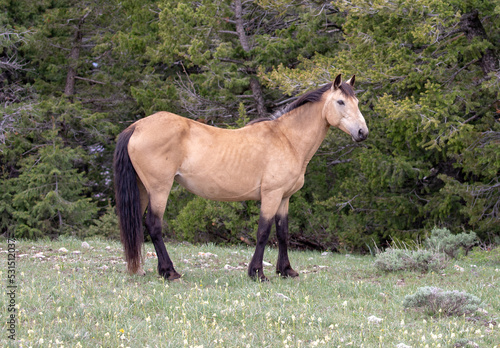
(396, 343, 412, 348)
(58, 247, 68, 253)
(198, 252, 217, 258)
(275, 293, 291, 301)
(367, 315, 383, 324)
(81, 242, 90, 249)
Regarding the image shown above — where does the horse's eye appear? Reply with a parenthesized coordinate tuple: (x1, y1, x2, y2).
(337, 100, 345, 106)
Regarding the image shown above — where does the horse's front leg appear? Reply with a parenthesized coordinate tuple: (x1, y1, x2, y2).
(275, 198, 299, 278)
(248, 215, 273, 281)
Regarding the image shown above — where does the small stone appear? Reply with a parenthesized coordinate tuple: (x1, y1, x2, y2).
(396, 343, 411, 348)
(81, 242, 90, 249)
(367, 315, 383, 324)
(275, 293, 291, 301)
(58, 247, 68, 253)
(198, 252, 217, 258)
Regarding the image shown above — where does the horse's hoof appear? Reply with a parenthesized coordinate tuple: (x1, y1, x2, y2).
(160, 268, 182, 281)
(277, 268, 299, 278)
(167, 272, 182, 281)
(248, 267, 268, 282)
(259, 275, 269, 282)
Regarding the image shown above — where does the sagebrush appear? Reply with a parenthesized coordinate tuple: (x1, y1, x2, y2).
(403, 286, 483, 316)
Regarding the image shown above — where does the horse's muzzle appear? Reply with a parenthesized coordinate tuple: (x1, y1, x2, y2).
(353, 127, 369, 142)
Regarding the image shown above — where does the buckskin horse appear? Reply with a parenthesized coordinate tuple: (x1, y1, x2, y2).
(114, 74, 368, 281)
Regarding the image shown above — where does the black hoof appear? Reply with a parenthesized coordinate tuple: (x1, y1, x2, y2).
(277, 267, 299, 278)
(167, 272, 182, 280)
(248, 266, 268, 282)
(159, 268, 181, 280)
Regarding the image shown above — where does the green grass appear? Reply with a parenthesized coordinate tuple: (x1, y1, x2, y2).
(1, 237, 499, 347)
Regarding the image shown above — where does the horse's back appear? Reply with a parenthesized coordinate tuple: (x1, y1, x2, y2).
(127, 111, 303, 202)
(126, 112, 264, 201)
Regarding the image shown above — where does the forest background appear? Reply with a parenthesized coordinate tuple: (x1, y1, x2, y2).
(1, 0, 499, 251)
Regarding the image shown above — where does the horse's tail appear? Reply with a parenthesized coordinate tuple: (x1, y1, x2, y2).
(113, 125, 143, 274)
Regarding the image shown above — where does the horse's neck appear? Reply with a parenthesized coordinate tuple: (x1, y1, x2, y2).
(276, 101, 329, 169)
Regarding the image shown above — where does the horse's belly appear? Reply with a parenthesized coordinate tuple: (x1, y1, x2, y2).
(174, 172, 261, 202)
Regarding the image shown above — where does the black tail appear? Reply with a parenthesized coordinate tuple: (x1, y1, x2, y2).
(113, 126, 143, 274)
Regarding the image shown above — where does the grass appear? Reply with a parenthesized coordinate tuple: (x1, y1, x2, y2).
(1, 237, 499, 347)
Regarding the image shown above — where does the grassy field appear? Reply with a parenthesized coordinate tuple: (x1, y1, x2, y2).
(1, 237, 499, 347)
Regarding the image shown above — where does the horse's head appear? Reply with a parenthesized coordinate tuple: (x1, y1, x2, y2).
(323, 74, 368, 142)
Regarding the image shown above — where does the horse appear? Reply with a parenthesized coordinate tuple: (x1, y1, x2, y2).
(113, 74, 368, 281)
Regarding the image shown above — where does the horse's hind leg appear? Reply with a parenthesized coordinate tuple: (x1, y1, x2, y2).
(275, 198, 299, 278)
(146, 186, 181, 280)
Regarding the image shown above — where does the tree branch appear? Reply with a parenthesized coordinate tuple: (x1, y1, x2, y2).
(74, 76, 106, 85)
(218, 30, 239, 36)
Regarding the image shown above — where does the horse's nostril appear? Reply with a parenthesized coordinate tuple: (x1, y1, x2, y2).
(357, 128, 368, 141)
(358, 129, 365, 139)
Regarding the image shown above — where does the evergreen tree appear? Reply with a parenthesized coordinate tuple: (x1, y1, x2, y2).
(9, 119, 97, 238)
(1, 0, 497, 246)
(1, 0, 117, 237)
(262, 0, 499, 246)
(153, 0, 342, 123)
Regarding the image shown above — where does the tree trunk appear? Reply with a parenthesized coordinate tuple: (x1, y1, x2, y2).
(234, 0, 250, 52)
(233, 0, 267, 117)
(459, 10, 498, 76)
(64, 11, 91, 100)
(250, 77, 267, 117)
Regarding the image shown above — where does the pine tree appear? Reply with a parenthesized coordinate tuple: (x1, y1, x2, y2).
(261, 0, 499, 245)
(152, 0, 342, 123)
(1, 0, 117, 237)
(8, 118, 97, 238)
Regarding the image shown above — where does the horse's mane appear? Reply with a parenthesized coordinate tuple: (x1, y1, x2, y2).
(247, 82, 355, 126)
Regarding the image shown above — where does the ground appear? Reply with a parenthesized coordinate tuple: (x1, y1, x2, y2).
(1, 237, 499, 347)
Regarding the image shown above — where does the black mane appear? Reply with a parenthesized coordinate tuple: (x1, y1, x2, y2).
(247, 82, 355, 126)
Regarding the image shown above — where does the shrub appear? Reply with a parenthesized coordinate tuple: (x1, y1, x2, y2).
(425, 227, 478, 259)
(171, 196, 259, 244)
(403, 286, 483, 316)
(374, 248, 447, 272)
(86, 203, 120, 240)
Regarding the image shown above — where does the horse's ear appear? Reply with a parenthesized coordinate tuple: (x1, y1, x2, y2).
(332, 74, 342, 90)
(346, 75, 355, 87)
